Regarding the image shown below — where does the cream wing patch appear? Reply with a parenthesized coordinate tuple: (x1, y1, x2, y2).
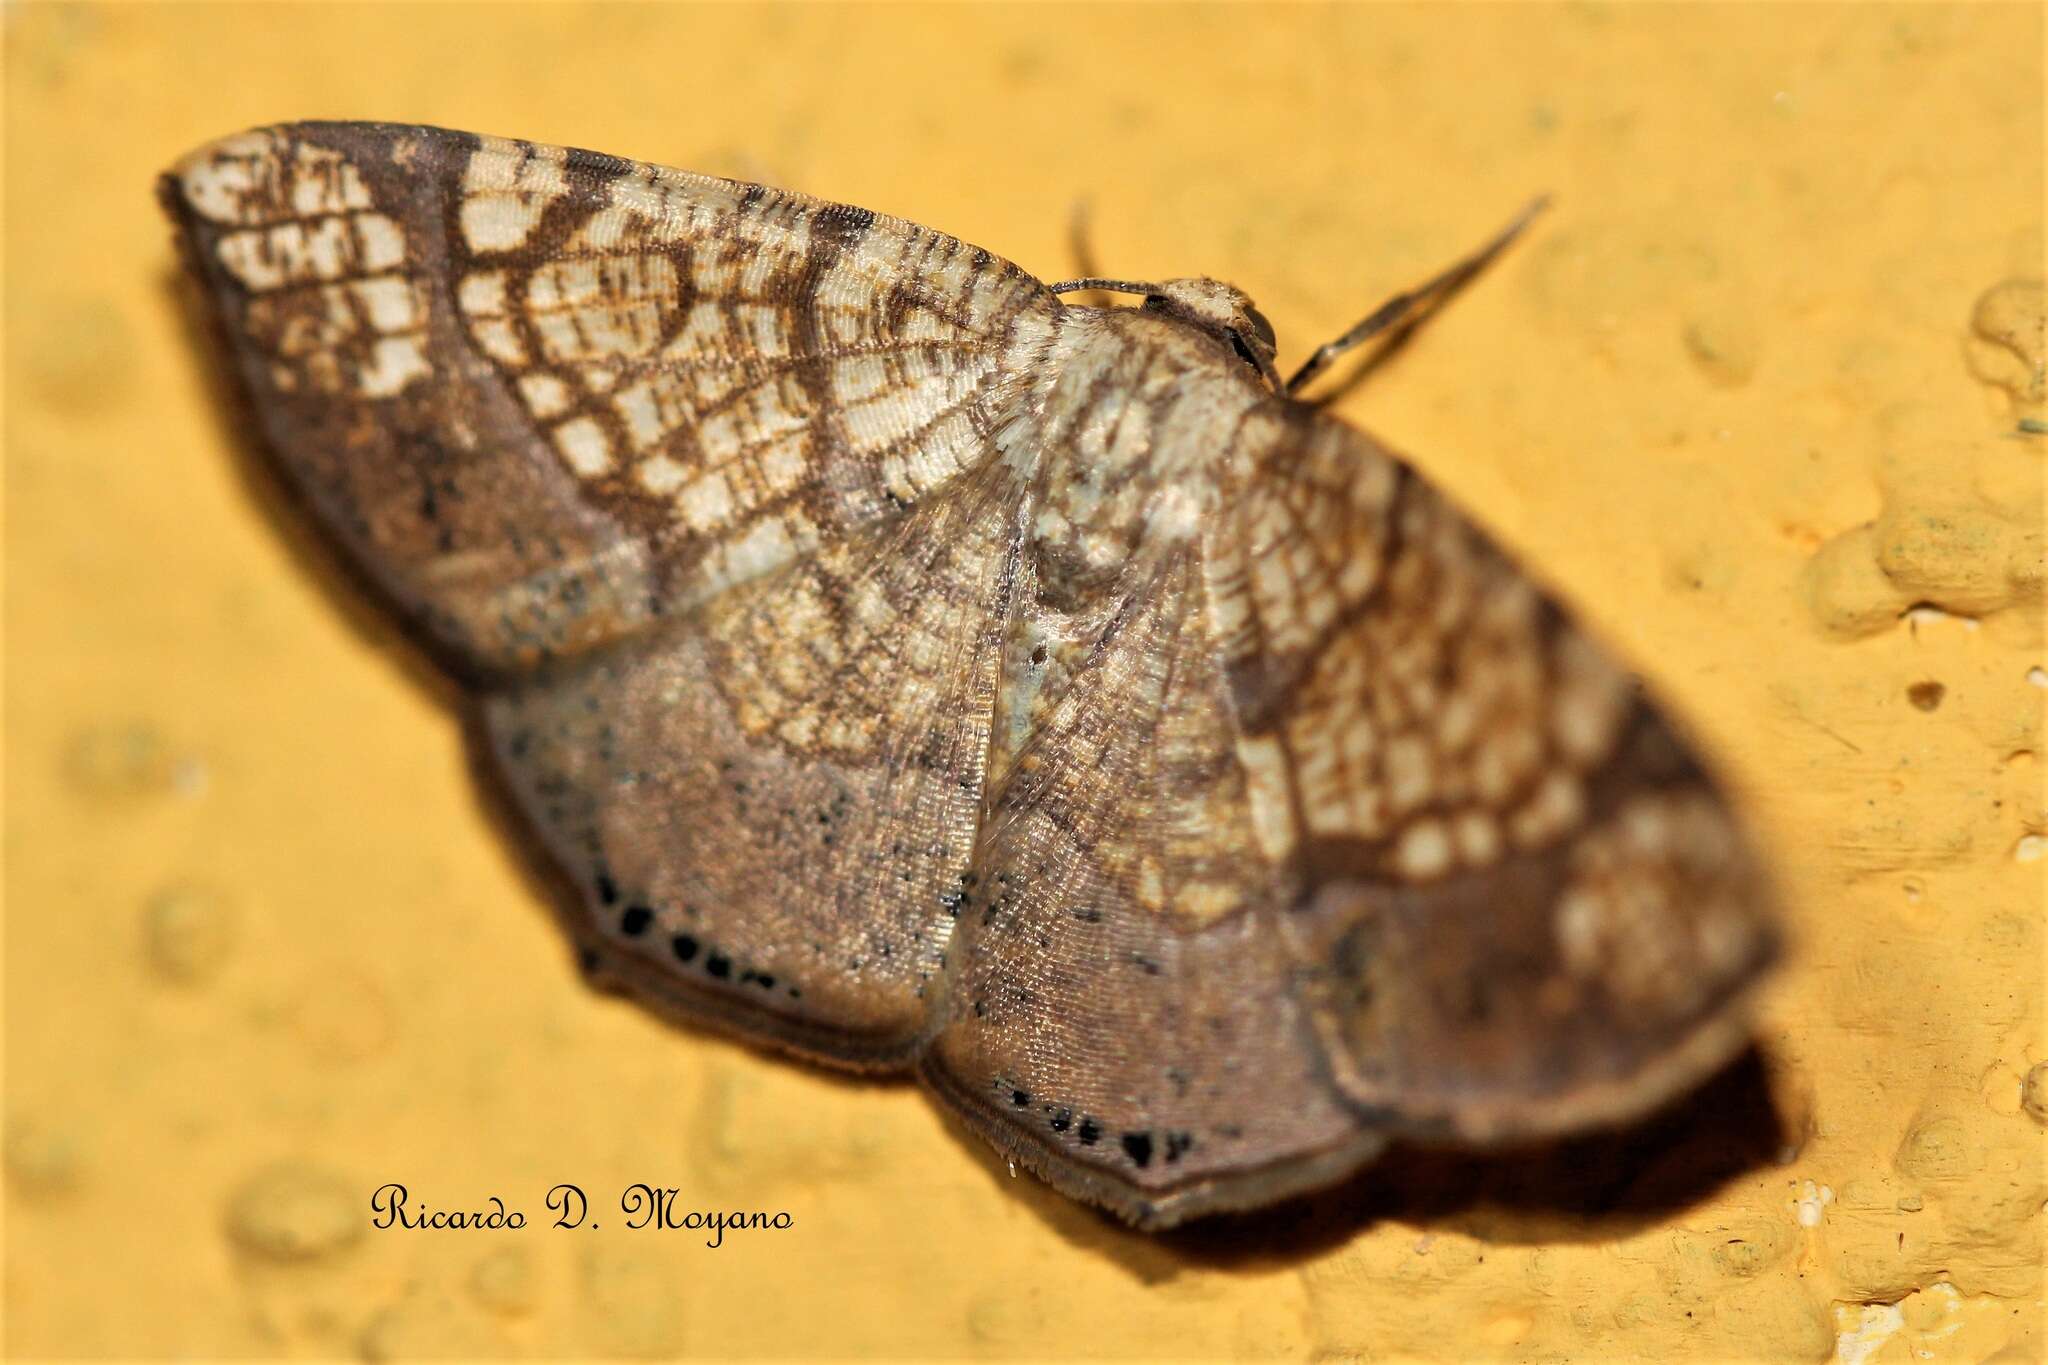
(173, 129, 432, 400)
(459, 136, 569, 254)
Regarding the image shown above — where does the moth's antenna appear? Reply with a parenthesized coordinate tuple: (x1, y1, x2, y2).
(1048, 277, 1160, 298)
(1052, 201, 1141, 306)
(1284, 195, 1551, 397)
(1068, 198, 1104, 281)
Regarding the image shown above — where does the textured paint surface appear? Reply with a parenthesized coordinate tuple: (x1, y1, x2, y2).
(5, 2, 2042, 1359)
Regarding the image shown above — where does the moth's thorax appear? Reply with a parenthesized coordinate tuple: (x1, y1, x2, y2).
(999, 305, 1266, 613)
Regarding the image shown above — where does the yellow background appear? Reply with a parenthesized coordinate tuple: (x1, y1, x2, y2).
(5, 2, 2043, 1359)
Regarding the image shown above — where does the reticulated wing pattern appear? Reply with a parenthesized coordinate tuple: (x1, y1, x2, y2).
(1208, 401, 1780, 1143)
(162, 121, 1053, 674)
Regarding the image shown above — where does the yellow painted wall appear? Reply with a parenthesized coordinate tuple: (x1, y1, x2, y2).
(5, 3, 2042, 1359)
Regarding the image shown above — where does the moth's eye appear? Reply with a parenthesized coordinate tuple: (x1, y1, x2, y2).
(1243, 305, 1277, 350)
(1227, 329, 1264, 371)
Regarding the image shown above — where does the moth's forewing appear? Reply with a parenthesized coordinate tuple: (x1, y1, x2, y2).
(159, 122, 1048, 679)
(1216, 405, 1780, 1144)
(161, 121, 1062, 1069)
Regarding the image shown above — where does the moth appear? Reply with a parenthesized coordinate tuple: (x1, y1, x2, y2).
(161, 123, 1779, 1229)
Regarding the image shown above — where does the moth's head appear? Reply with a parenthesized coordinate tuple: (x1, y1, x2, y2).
(1050, 275, 1281, 389)
(1143, 278, 1281, 388)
